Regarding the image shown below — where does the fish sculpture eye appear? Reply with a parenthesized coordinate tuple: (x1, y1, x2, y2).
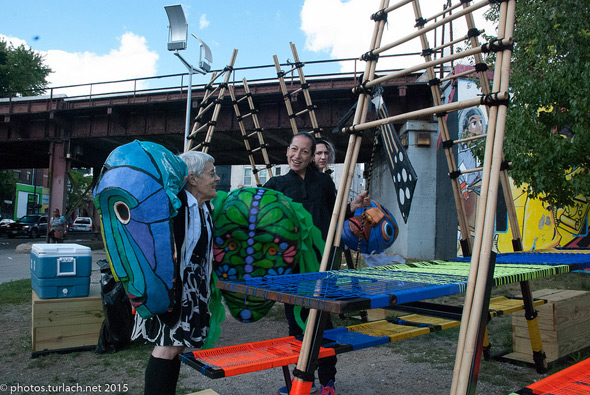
(114, 201, 131, 224)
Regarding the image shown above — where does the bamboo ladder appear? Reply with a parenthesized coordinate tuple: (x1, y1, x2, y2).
(185, 49, 239, 152)
(288, 1, 524, 394)
(228, 78, 275, 186)
(273, 42, 322, 137)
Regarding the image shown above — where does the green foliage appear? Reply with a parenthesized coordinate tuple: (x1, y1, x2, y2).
(67, 169, 93, 214)
(0, 39, 52, 97)
(502, 0, 590, 208)
(0, 170, 17, 208)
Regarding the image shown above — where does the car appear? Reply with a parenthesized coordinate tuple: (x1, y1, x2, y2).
(69, 216, 93, 232)
(5, 214, 48, 238)
(0, 218, 16, 236)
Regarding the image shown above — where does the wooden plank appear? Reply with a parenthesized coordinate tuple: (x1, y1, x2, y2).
(32, 288, 103, 328)
(512, 289, 590, 331)
(186, 390, 220, 395)
(33, 321, 103, 351)
(511, 289, 590, 362)
(31, 287, 104, 352)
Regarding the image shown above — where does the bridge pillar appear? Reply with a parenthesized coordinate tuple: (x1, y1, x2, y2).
(48, 141, 70, 222)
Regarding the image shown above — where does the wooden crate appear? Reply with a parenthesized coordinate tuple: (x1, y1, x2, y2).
(508, 289, 590, 363)
(31, 286, 104, 355)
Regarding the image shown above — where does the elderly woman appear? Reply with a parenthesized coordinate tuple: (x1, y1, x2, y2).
(133, 151, 220, 395)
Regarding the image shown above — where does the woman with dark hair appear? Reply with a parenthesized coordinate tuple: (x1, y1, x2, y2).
(264, 131, 367, 395)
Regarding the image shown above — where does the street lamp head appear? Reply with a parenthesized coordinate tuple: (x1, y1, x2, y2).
(165, 5, 188, 51)
(193, 34, 213, 73)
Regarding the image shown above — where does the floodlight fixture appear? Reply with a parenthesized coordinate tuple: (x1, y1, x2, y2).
(165, 5, 188, 51)
(193, 34, 212, 72)
(164, 4, 214, 151)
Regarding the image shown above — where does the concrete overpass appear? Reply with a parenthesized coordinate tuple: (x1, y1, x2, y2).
(0, 70, 458, 261)
(0, 72, 432, 171)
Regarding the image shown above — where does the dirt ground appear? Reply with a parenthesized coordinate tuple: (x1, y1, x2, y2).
(0, 298, 548, 395)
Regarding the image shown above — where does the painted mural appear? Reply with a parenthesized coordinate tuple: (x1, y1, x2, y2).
(495, 175, 590, 252)
(452, 78, 590, 252)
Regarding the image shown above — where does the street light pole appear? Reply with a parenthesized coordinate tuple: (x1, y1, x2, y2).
(165, 4, 213, 152)
(173, 52, 199, 152)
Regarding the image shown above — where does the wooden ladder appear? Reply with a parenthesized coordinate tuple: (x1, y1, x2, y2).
(273, 42, 322, 137)
(186, 49, 238, 152)
(228, 78, 275, 186)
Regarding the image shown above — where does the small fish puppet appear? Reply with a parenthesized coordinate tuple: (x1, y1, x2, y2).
(341, 200, 399, 254)
(212, 187, 324, 323)
(93, 140, 187, 319)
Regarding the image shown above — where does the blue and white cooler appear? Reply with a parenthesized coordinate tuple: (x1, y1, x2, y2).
(30, 243, 92, 299)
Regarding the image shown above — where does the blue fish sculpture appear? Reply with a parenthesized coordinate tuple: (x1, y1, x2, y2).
(341, 200, 399, 254)
(93, 140, 187, 318)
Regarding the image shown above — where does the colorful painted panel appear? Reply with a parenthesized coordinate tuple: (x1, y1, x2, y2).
(93, 140, 187, 318)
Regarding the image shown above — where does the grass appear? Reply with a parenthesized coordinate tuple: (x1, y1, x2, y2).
(0, 278, 32, 306)
(5, 256, 590, 393)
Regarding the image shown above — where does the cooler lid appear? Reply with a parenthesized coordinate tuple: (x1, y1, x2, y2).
(31, 243, 92, 257)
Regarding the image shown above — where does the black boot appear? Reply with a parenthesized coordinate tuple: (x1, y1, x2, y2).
(144, 355, 181, 395)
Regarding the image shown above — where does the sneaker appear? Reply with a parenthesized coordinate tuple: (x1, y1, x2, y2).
(318, 380, 336, 395)
(277, 381, 318, 395)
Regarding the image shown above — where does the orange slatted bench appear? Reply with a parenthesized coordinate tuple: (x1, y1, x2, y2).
(181, 336, 336, 379)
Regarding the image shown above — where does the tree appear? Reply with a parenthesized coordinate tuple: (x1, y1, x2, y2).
(66, 169, 93, 217)
(498, 1, 590, 208)
(0, 39, 52, 97)
(0, 170, 17, 202)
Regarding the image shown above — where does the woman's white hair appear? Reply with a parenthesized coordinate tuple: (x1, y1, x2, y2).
(179, 151, 215, 176)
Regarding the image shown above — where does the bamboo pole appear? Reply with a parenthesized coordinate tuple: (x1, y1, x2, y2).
(290, 2, 390, 393)
(273, 55, 299, 135)
(185, 50, 238, 151)
(290, 42, 321, 137)
(243, 78, 274, 179)
(452, 1, 516, 393)
(372, 0, 490, 56)
(407, 0, 473, 256)
(199, 49, 238, 153)
(345, 93, 509, 133)
(450, 2, 508, 390)
(363, 38, 512, 90)
(228, 84, 261, 185)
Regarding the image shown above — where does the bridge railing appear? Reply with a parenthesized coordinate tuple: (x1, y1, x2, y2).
(47, 52, 421, 101)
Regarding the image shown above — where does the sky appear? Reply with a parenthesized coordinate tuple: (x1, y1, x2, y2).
(0, 0, 495, 96)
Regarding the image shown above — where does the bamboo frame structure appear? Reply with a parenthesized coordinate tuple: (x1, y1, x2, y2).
(186, 49, 239, 152)
(273, 43, 322, 137)
(288, 1, 530, 394)
(228, 78, 274, 186)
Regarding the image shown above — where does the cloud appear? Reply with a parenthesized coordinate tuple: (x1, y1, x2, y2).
(300, 0, 495, 72)
(2, 32, 158, 97)
(199, 14, 210, 29)
(0, 35, 28, 48)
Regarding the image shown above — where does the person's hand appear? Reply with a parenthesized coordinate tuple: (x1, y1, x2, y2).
(350, 191, 371, 212)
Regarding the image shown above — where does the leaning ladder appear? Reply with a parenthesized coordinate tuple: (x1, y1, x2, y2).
(273, 42, 322, 137)
(228, 78, 275, 186)
(186, 49, 238, 152)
